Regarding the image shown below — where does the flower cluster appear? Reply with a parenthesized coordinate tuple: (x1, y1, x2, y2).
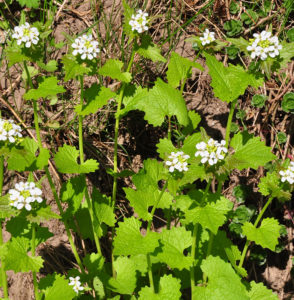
(165, 151, 190, 173)
(72, 34, 100, 60)
(69, 276, 84, 294)
(129, 10, 149, 33)
(195, 139, 228, 166)
(9, 182, 43, 211)
(12, 22, 39, 48)
(0, 119, 22, 143)
(200, 29, 216, 46)
(247, 31, 282, 60)
(279, 162, 294, 184)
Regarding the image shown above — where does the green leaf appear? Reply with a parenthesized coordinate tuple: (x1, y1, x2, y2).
(39, 274, 76, 300)
(16, 0, 39, 8)
(182, 111, 202, 135)
(113, 217, 159, 255)
(223, 20, 243, 37)
(242, 218, 281, 251)
(24, 77, 65, 100)
(193, 256, 249, 300)
(75, 84, 115, 116)
(98, 59, 131, 83)
(251, 95, 267, 108)
(241, 10, 258, 25)
(60, 175, 86, 219)
(167, 51, 203, 88)
(279, 42, 294, 69)
(7, 138, 50, 171)
(37, 60, 58, 72)
(185, 196, 232, 234)
(122, 0, 135, 39)
(248, 282, 279, 300)
(281, 92, 294, 113)
(5, 47, 32, 66)
(156, 138, 177, 160)
(135, 35, 166, 63)
(108, 256, 136, 295)
(155, 227, 193, 270)
(54, 144, 99, 174)
(62, 54, 90, 82)
(123, 78, 189, 126)
(138, 274, 182, 300)
(26, 206, 60, 224)
(204, 53, 263, 103)
(258, 171, 291, 202)
(83, 253, 105, 276)
(287, 28, 294, 42)
(229, 131, 276, 170)
(2, 237, 43, 272)
(0, 195, 17, 219)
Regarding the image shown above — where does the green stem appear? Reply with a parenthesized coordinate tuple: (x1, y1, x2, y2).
(0, 155, 8, 298)
(78, 75, 102, 255)
(31, 223, 39, 300)
(225, 98, 238, 146)
(238, 197, 274, 268)
(203, 231, 214, 283)
(191, 179, 212, 298)
(111, 44, 136, 208)
(167, 116, 171, 140)
(147, 254, 155, 293)
(25, 60, 85, 273)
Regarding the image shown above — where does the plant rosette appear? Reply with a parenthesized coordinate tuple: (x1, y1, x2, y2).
(8, 181, 43, 211)
(247, 30, 282, 60)
(12, 22, 39, 48)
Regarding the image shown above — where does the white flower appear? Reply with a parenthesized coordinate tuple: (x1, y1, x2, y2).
(129, 10, 149, 33)
(8, 181, 43, 211)
(279, 162, 294, 184)
(195, 139, 228, 166)
(0, 118, 22, 143)
(69, 276, 84, 294)
(247, 31, 282, 61)
(165, 151, 190, 173)
(72, 34, 100, 60)
(12, 22, 39, 48)
(199, 29, 216, 46)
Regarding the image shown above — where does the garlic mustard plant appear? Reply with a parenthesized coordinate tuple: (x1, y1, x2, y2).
(199, 29, 216, 46)
(165, 151, 190, 172)
(195, 139, 228, 166)
(279, 161, 294, 184)
(129, 10, 149, 33)
(68, 276, 84, 294)
(8, 182, 43, 211)
(247, 31, 282, 60)
(0, 119, 22, 143)
(12, 22, 39, 48)
(72, 34, 100, 60)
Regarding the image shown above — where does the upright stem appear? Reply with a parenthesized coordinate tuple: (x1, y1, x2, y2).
(24, 61, 85, 273)
(167, 116, 171, 140)
(191, 179, 212, 298)
(111, 46, 136, 208)
(238, 197, 274, 268)
(0, 155, 8, 298)
(78, 76, 102, 255)
(31, 223, 39, 300)
(225, 98, 238, 146)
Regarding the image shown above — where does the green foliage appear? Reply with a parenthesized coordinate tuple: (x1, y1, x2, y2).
(1, 237, 43, 272)
(229, 131, 276, 170)
(155, 226, 193, 270)
(281, 92, 294, 113)
(287, 28, 294, 42)
(242, 218, 281, 251)
(193, 256, 249, 300)
(123, 78, 189, 126)
(39, 274, 76, 300)
(223, 20, 243, 37)
(248, 282, 279, 300)
(62, 55, 90, 81)
(26, 206, 60, 224)
(251, 95, 267, 108)
(16, 0, 39, 8)
(113, 217, 159, 255)
(135, 35, 166, 63)
(138, 275, 181, 300)
(0, 195, 17, 219)
(166, 52, 203, 88)
(99, 59, 132, 83)
(276, 132, 287, 144)
(7, 138, 50, 171)
(75, 84, 115, 116)
(227, 37, 249, 53)
(54, 144, 99, 173)
(241, 10, 258, 25)
(204, 53, 263, 103)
